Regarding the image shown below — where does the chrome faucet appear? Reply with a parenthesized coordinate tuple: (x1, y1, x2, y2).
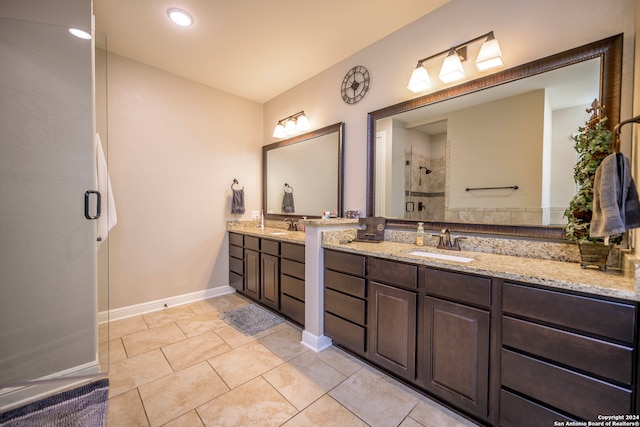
(434, 228, 466, 251)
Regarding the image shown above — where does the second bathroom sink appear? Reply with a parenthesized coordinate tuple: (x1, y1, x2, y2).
(407, 250, 474, 263)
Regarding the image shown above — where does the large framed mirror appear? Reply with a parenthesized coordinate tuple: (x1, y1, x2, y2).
(263, 122, 344, 218)
(367, 34, 622, 239)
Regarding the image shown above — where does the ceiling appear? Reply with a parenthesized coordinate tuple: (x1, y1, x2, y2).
(93, 0, 448, 103)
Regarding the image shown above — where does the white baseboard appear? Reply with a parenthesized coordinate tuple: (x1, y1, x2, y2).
(99, 286, 236, 323)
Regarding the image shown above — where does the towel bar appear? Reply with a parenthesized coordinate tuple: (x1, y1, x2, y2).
(465, 185, 518, 191)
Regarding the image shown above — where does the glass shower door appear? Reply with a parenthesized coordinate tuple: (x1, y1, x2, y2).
(0, 14, 108, 408)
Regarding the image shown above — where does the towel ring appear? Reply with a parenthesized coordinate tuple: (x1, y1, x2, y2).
(284, 183, 294, 193)
(231, 179, 243, 190)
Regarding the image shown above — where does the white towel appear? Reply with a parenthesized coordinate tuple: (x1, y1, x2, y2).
(96, 134, 117, 244)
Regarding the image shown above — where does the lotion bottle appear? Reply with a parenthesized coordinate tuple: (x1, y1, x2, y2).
(416, 222, 424, 246)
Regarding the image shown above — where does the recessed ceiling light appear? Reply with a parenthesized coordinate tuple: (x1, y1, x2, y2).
(167, 8, 194, 27)
(69, 28, 92, 40)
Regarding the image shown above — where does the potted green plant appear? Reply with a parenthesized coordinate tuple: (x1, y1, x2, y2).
(564, 100, 619, 270)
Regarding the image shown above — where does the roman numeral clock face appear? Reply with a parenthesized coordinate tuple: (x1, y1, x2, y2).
(341, 66, 370, 104)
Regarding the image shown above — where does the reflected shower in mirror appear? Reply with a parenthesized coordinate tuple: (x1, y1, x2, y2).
(367, 34, 623, 239)
(263, 122, 344, 218)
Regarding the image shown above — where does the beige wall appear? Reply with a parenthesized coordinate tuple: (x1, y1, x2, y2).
(107, 53, 262, 309)
(264, 0, 636, 220)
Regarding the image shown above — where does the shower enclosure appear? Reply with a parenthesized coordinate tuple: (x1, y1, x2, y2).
(404, 145, 446, 221)
(0, 0, 109, 410)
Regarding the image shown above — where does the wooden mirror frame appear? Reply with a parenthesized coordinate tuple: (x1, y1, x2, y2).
(263, 122, 344, 219)
(366, 34, 623, 239)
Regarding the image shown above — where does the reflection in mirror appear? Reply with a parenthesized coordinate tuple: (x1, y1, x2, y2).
(263, 122, 344, 218)
(368, 34, 622, 238)
(378, 59, 599, 225)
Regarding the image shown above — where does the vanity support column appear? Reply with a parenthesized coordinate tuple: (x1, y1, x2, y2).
(301, 221, 358, 352)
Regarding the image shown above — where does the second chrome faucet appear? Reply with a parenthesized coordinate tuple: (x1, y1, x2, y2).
(434, 228, 466, 251)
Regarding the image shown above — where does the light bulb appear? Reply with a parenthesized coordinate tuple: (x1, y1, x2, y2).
(407, 65, 431, 93)
(439, 50, 465, 84)
(296, 114, 310, 131)
(167, 8, 194, 27)
(476, 34, 504, 71)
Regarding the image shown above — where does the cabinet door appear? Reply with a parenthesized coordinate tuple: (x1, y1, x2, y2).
(421, 296, 490, 419)
(244, 249, 260, 300)
(368, 282, 417, 380)
(260, 253, 279, 309)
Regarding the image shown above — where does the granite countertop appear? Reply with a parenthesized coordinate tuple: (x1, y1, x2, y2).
(227, 223, 306, 244)
(323, 239, 640, 302)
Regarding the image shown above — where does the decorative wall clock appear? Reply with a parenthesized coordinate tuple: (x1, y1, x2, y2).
(341, 66, 370, 104)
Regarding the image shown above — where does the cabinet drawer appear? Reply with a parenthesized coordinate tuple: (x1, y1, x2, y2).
(324, 249, 366, 276)
(503, 316, 633, 385)
(229, 257, 244, 275)
(261, 239, 280, 255)
(245, 236, 260, 251)
(500, 389, 575, 427)
(229, 245, 243, 259)
(325, 288, 366, 325)
(281, 274, 305, 301)
(503, 282, 636, 343)
(229, 232, 243, 246)
(370, 258, 417, 290)
(282, 242, 305, 263)
(229, 271, 243, 291)
(325, 312, 366, 354)
(324, 269, 366, 298)
(281, 259, 304, 280)
(501, 349, 632, 420)
(281, 294, 304, 326)
(423, 268, 491, 308)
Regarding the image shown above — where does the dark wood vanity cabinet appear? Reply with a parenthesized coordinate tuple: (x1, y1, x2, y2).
(368, 258, 418, 381)
(321, 248, 640, 426)
(280, 242, 305, 326)
(228, 232, 306, 324)
(418, 268, 492, 421)
(323, 249, 368, 355)
(228, 232, 244, 292)
(500, 282, 637, 425)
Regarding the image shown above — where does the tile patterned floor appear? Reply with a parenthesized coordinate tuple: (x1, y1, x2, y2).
(106, 293, 478, 426)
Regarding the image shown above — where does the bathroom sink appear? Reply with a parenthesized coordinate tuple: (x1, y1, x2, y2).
(268, 231, 288, 235)
(407, 250, 474, 263)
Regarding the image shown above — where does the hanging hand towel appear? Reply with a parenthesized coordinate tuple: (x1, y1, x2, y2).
(590, 152, 640, 240)
(282, 191, 295, 213)
(231, 188, 245, 214)
(96, 134, 117, 245)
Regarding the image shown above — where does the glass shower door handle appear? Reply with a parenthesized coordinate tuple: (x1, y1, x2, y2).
(84, 190, 101, 220)
(405, 201, 415, 212)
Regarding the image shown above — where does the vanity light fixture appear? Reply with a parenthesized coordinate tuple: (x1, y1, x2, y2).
(167, 8, 194, 27)
(272, 111, 310, 138)
(407, 31, 504, 93)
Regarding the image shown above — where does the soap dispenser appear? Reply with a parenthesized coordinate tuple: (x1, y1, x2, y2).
(416, 222, 425, 246)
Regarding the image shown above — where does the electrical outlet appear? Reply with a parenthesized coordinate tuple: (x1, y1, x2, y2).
(251, 210, 260, 219)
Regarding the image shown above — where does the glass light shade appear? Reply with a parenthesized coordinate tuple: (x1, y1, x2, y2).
(407, 65, 431, 93)
(284, 119, 297, 135)
(439, 51, 465, 83)
(272, 123, 286, 138)
(296, 114, 310, 131)
(167, 8, 194, 27)
(69, 28, 92, 40)
(475, 37, 503, 71)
